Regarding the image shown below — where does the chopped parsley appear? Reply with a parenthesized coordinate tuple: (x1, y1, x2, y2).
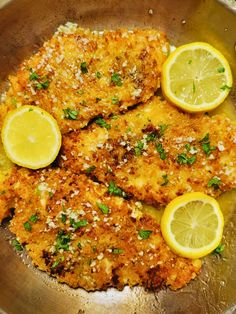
(77, 242, 82, 249)
(161, 174, 169, 186)
(220, 84, 231, 91)
(29, 71, 39, 81)
(70, 218, 88, 230)
(48, 191, 54, 198)
(23, 221, 32, 232)
(12, 239, 23, 251)
(207, 177, 221, 190)
(112, 248, 124, 254)
(95, 97, 102, 103)
(138, 230, 152, 239)
(63, 108, 79, 120)
(177, 153, 196, 165)
(134, 141, 144, 156)
(80, 62, 88, 74)
(36, 80, 50, 90)
(185, 143, 191, 152)
(111, 72, 123, 86)
(97, 202, 109, 214)
(112, 96, 120, 105)
(85, 165, 96, 174)
(199, 133, 216, 156)
(56, 231, 71, 251)
(51, 256, 64, 269)
(213, 243, 224, 255)
(159, 124, 168, 137)
(217, 67, 225, 73)
(95, 117, 111, 130)
(29, 214, 39, 223)
(61, 213, 67, 224)
(108, 181, 126, 198)
(156, 143, 167, 160)
(95, 71, 102, 78)
(146, 132, 157, 142)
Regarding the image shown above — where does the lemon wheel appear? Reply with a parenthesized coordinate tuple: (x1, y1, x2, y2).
(161, 192, 224, 259)
(161, 42, 233, 112)
(1, 105, 61, 169)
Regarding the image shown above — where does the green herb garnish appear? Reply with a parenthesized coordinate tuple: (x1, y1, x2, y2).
(159, 124, 168, 137)
(138, 230, 152, 239)
(29, 71, 39, 81)
(29, 214, 38, 223)
(80, 62, 88, 74)
(77, 242, 82, 249)
(85, 165, 96, 174)
(95, 71, 102, 78)
(36, 80, 50, 90)
(95, 97, 102, 103)
(146, 132, 157, 142)
(51, 256, 64, 269)
(95, 117, 111, 130)
(112, 248, 124, 254)
(213, 243, 224, 255)
(108, 181, 126, 198)
(56, 231, 70, 251)
(220, 84, 231, 91)
(61, 213, 67, 224)
(134, 141, 144, 156)
(217, 67, 225, 73)
(199, 133, 216, 156)
(177, 153, 196, 165)
(161, 174, 169, 186)
(70, 219, 88, 230)
(112, 96, 120, 105)
(207, 177, 221, 190)
(63, 108, 79, 120)
(96, 202, 109, 214)
(12, 239, 23, 251)
(23, 221, 32, 232)
(111, 72, 123, 86)
(156, 143, 167, 160)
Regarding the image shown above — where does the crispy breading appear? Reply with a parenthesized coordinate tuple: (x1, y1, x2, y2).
(61, 96, 236, 205)
(7, 167, 201, 291)
(0, 23, 169, 133)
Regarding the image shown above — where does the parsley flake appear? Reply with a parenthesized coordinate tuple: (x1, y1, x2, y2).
(12, 239, 23, 251)
(217, 67, 225, 73)
(61, 213, 67, 224)
(156, 143, 167, 160)
(29, 71, 39, 81)
(146, 132, 157, 142)
(112, 96, 120, 105)
(80, 62, 88, 74)
(108, 181, 126, 198)
(220, 84, 231, 91)
(213, 243, 224, 255)
(95, 117, 111, 130)
(161, 174, 169, 186)
(138, 230, 152, 239)
(207, 177, 221, 190)
(23, 221, 32, 232)
(177, 153, 196, 165)
(51, 256, 64, 269)
(134, 141, 144, 156)
(112, 248, 124, 254)
(159, 124, 168, 137)
(36, 80, 50, 90)
(56, 231, 71, 251)
(29, 214, 38, 223)
(97, 202, 109, 214)
(70, 218, 88, 230)
(85, 165, 96, 174)
(95, 71, 102, 78)
(63, 108, 79, 120)
(199, 133, 216, 156)
(111, 72, 123, 86)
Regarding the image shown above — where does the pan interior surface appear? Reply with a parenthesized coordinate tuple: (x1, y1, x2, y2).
(0, 0, 236, 313)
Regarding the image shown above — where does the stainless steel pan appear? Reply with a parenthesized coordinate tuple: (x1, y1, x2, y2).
(0, 1, 236, 313)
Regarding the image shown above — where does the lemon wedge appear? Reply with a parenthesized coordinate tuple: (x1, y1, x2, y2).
(1, 105, 61, 169)
(161, 42, 233, 112)
(161, 192, 224, 259)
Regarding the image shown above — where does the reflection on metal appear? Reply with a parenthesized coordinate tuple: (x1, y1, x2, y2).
(0, 0, 236, 313)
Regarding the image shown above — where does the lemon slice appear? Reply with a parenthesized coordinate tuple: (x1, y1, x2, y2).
(161, 192, 224, 259)
(162, 42, 233, 112)
(1, 105, 61, 169)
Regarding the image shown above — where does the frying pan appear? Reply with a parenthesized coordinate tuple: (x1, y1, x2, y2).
(0, 0, 236, 313)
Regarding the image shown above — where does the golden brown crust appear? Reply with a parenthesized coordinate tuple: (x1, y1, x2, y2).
(60, 96, 236, 205)
(7, 167, 201, 291)
(0, 24, 169, 133)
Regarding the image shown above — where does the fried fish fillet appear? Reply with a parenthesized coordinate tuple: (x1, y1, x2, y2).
(0, 23, 169, 133)
(61, 96, 236, 205)
(3, 167, 201, 291)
